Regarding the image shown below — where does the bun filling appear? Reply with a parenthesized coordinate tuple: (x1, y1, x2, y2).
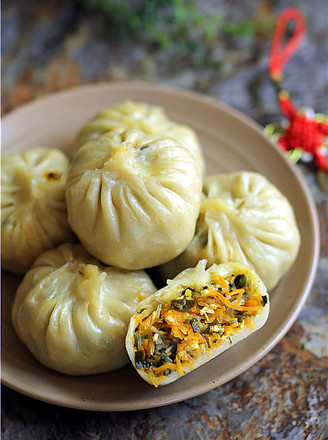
(131, 268, 268, 387)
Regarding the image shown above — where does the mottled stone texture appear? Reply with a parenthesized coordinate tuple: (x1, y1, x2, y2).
(2, 0, 327, 438)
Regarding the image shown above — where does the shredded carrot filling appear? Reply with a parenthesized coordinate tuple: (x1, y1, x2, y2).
(137, 290, 144, 302)
(133, 271, 266, 386)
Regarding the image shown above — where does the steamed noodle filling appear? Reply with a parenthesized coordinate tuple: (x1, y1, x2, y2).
(133, 271, 267, 386)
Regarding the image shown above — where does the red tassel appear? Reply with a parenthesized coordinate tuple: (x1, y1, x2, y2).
(267, 8, 327, 174)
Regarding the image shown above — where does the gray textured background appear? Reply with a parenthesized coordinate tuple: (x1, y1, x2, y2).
(2, 0, 327, 438)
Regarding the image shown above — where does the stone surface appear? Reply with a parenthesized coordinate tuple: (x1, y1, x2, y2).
(1, 0, 327, 438)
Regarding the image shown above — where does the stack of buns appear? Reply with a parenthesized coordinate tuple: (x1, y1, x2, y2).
(1, 100, 300, 386)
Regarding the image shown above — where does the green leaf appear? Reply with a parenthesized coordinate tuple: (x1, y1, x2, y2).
(2, 218, 10, 228)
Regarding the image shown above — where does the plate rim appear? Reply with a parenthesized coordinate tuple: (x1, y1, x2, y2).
(1, 81, 320, 411)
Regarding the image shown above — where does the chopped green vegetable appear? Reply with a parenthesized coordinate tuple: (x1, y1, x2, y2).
(191, 317, 200, 333)
(171, 298, 196, 312)
(135, 350, 145, 369)
(2, 218, 10, 228)
(157, 351, 173, 367)
(234, 274, 246, 289)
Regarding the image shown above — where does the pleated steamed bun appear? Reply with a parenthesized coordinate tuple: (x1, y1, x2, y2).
(12, 243, 157, 375)
(66, 129, 203, 270)
(1, 147, 75, 274)
(158, 172, 301, 291)
(73, 100, 205, 173)
(126, 260, 269, 387)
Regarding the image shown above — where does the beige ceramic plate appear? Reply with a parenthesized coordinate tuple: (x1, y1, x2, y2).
(1, 82, 319, 411)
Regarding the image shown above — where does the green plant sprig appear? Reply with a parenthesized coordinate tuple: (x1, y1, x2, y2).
(78, 0, 274, 70)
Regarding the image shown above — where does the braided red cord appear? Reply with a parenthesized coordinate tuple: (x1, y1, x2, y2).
(269, 8, 307, 81)
(268, 8, 327, 173)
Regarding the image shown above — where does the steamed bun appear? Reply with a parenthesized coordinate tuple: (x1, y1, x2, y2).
(1, 147, 75, 274)
(126, 260, 269, 387)
(66, 129, 203, 270)
(12, 243, 157, 375)
(73, 100, 205, 173)
(158, 172, 301, 290)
